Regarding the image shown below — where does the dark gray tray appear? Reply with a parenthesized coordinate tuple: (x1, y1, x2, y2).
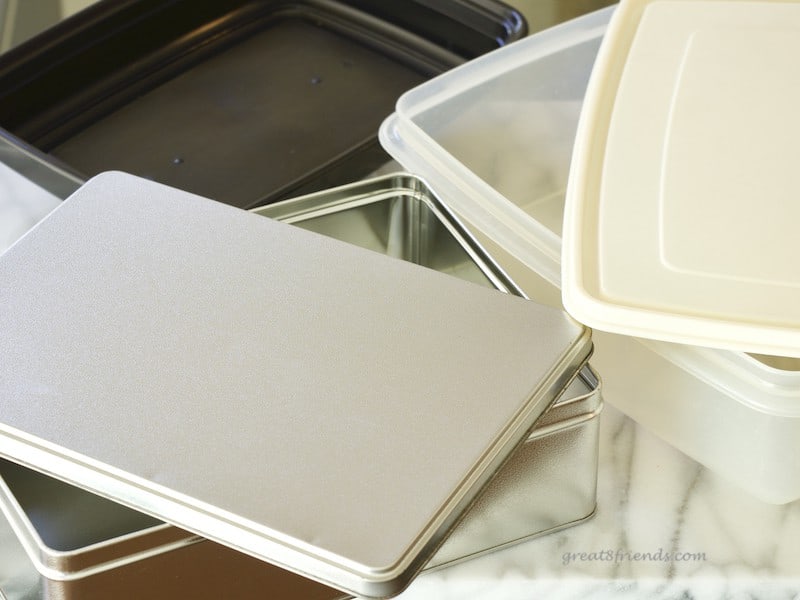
(0, 0, 525, 208)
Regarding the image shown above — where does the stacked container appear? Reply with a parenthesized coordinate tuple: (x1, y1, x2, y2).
(0, 3, 619, 597)
(0, 173, 602, 598)
(379, 3, 800, 504)
(0, 0, 524, 207)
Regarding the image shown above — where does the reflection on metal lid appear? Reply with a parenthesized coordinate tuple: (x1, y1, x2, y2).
(0, 171, 590, 598)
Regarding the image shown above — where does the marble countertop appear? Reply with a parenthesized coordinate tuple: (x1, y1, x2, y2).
(1, 148, 799, 600)
(393, 401, 800, 600)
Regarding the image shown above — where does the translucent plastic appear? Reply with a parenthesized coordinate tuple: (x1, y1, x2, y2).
(380, 7, 611, 285)
(380, 6, 800, 504)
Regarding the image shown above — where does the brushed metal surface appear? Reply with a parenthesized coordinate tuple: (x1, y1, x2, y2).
(262, 177, 602, 569)
(0, 172, 590, 597)
(0, 174, 599, 599)
(0, 369, 600, 599)
(266, 180, 602, 568)
(252, 173, 521, 293)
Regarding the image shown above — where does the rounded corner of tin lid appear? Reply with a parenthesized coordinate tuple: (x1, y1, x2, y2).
(558, 314, 594, 372)
(72, 170, 166, 206)
(81, 170, 134, 188)
(347, 555, 423, 600)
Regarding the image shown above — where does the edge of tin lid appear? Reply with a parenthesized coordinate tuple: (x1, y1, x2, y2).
(0, 172, 590, 598)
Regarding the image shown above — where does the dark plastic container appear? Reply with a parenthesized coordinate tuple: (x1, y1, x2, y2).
(0, 0, 524, 208)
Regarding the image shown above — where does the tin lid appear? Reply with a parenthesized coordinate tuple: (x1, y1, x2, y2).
(0, 172, 590, 598)
(562, 0, 800, 357)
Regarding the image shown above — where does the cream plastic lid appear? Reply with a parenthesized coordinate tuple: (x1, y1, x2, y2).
(563, 0, 800, 357)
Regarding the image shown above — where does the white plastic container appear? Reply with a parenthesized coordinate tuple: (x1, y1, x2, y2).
(379, 6, 800, 505)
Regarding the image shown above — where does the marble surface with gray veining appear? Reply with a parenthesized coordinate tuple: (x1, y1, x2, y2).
(390, 399, 800, 599)
(1, 166, 800, 600)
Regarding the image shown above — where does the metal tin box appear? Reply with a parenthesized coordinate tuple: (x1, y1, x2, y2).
(0, 172, 591, 598)
(255, 173, 603, 569)
(0, 174, 601, 599)
(0, 0, 524, 208)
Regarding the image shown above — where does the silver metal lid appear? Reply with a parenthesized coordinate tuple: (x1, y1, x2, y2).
(0, 172, 590, 598)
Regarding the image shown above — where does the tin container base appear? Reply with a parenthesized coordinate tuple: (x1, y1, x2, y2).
(428, 509, 596, 573)
(0, 362, 601, 599)
(0, 173, 601, 598)
(38, 541, 350, 600)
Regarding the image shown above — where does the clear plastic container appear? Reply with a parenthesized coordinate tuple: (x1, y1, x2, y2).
(379, 6, 800, 504)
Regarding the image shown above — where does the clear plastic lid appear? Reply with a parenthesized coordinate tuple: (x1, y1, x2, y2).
(379, 7, 613, 288)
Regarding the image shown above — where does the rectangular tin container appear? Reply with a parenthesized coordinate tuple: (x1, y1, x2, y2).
(0, 0, 524, 208)
(0, 174, 601, 600)
(0, 171, 593, 599)
(254, 173, 602, 569)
